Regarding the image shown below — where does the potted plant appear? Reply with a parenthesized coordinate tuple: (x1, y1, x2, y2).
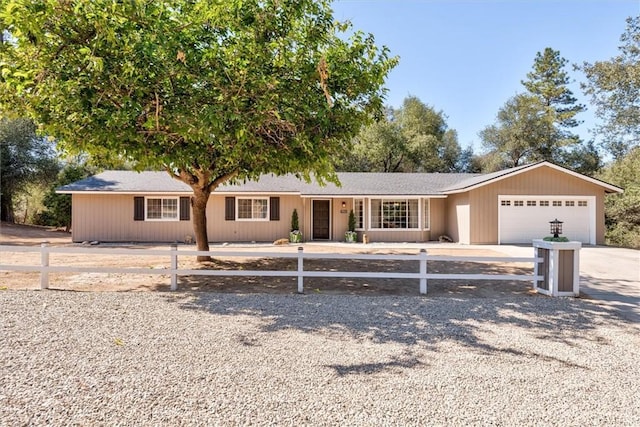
(289, 208, 302, 243)
(345, 209, 357, 243)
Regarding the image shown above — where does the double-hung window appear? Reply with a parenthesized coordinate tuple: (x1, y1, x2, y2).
(237, 197, 269, 221)
(146, 197, 179, 221)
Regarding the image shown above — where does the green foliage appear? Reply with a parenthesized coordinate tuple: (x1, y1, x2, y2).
(36, 163, 92, 230)
(336, 96, 463, 172)
(558, 140, 602, 176)
(0, 0, 397, 250)
(543, 236, 570, 242)
(522, 48, 585, 132)
(347, 209, 356, 232)
(479, 94, 550, 170)
(580, 17, 640, 159)
(1, 0, 396, 180)
(597, 148, 640, 248)
(290, 208, 299, 232)
(0, 117, 59, 222)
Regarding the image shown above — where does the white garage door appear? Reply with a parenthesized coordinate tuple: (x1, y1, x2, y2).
(499, 196, 595, 244)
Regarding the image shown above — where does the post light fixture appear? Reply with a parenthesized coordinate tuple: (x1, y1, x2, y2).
(549, 218, 563, 238)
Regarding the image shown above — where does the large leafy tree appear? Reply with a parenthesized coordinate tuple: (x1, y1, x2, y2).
(597, 147, 640, 248)
(0, 117, 59, 222)
(580, 16, 640, 159)
(0, 0, 396, 259)
(336, 96, 462, 172)
(478, 93, 550, 170)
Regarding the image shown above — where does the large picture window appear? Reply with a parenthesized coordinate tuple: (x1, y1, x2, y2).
(237, 198, 269, 221)
(146, 197, 178, 221)
(370, 199, 419, 229)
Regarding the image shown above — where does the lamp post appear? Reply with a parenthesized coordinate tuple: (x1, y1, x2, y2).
(549, 218, 563, 238)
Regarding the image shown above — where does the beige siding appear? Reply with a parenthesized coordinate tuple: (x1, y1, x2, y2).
(71, 194, 193, 242)
(206, 195, 303, 242)
(72, 193, 303, 243)
(446, 193, 470, 243)
(429, 198, 447, 239)
(332, 198, 351, 241)
(467, 166, 606, 244)
(361, 230, 429, 243)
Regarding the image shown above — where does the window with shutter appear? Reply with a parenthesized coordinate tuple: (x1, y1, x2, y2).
(134, 197, 144, 221)
(270, 197, 280, 221)
(225, 197, 235, 221)
(180, 197, 190, 221)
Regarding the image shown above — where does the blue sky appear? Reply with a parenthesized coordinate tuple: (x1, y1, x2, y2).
(332, 0, 640, 153)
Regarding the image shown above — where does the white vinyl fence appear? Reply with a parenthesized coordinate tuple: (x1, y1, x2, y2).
(0, 244, 543, 294)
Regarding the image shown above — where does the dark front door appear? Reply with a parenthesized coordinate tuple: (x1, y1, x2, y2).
(312, 200, 331, 240)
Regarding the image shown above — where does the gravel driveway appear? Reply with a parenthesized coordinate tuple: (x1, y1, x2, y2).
(1, 290, 638, 426)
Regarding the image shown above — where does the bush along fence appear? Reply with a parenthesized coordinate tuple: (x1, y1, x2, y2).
(0, 243, 580, 296)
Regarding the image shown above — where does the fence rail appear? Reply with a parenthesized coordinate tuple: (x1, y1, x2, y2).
(0, 244, 543, 294)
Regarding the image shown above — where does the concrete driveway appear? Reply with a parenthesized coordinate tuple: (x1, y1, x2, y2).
(578, 246, 640, 325)
(492, 244, 639, 326)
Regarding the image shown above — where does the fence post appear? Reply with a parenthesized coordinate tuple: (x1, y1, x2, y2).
(297, 246, 304, 294)
(419, 248, 427, 295)
(40, 242, 49, 290)
(170, 244, 178, 291)
(533, 245, 539, 291)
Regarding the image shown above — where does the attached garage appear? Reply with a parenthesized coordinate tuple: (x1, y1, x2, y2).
(498, 196, 595, 244)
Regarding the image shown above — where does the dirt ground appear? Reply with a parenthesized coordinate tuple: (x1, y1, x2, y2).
(0, 222, 537, 297)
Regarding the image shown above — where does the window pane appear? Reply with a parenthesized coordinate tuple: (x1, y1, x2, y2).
(355, 199, 364, 229)
(162, 198, 178, 219)
(147, 199, 162, 219)
(371, 199, 381, 228)
(382, 200, 406, 228)
(408, 199, 419, 228)
(253, 199, 268, 219)
(238, 199, 253, 219)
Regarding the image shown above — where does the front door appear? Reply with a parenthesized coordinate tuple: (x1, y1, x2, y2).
(312, 200, 331, 240)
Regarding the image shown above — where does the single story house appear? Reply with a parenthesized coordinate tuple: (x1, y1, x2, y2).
(57, 161, 623, 245)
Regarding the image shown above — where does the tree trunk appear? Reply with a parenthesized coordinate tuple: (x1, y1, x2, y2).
(0, 193, 14, 223)
(170, 168, 238, 263)
(191, 187, 212, 262)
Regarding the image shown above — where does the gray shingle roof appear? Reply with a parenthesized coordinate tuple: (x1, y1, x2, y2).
(58, 170, 480, 195)
(57, 171, 193, 193)
(440, 162, 536, 192)
(59, 162, 621, 196)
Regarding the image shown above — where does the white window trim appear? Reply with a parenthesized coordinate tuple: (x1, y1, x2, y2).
(368, 198, 422, 231)
(236, 197, 270, 222)
(145, 196, 180, 222)
(423, 198, 431, 231)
